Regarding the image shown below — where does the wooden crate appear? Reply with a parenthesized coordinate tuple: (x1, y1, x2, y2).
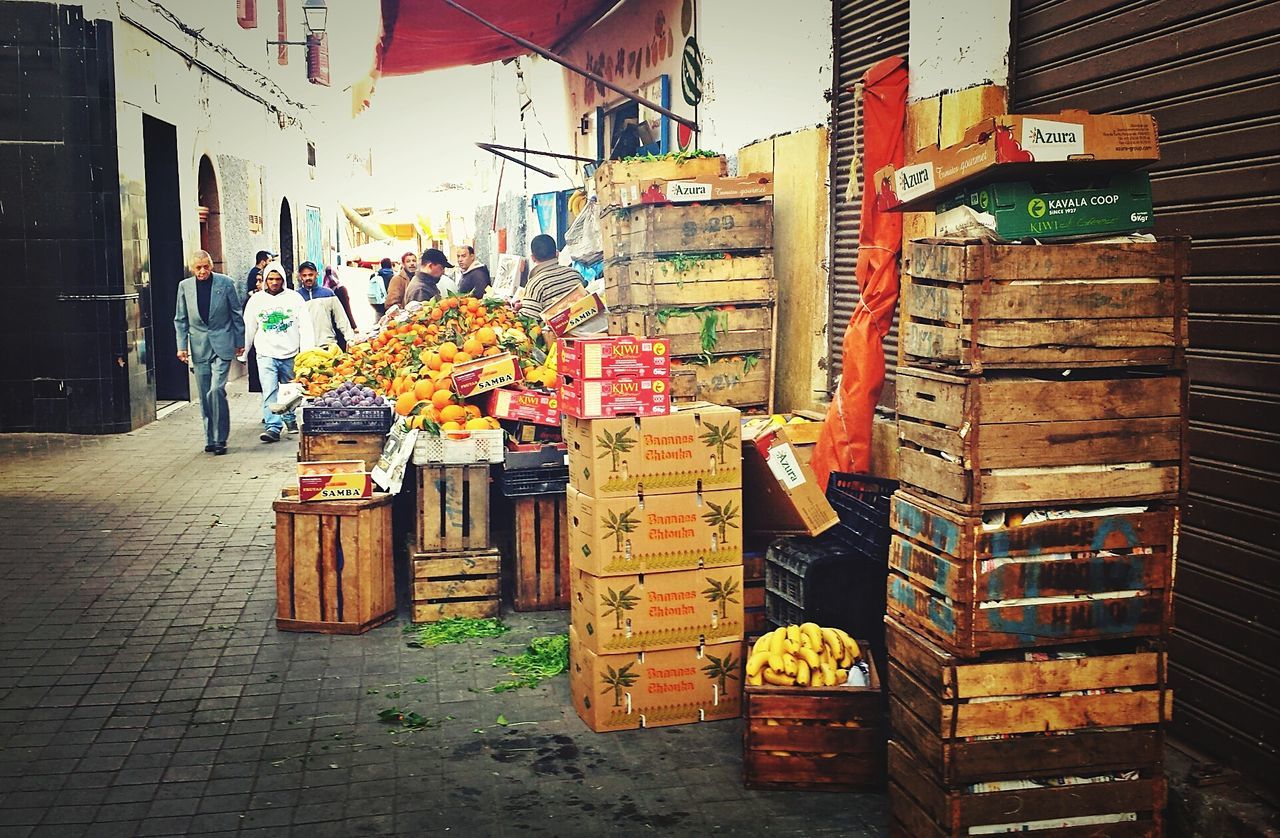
(608, 304, 773, 357)
(886, 615, 1169, 786)
(416, 464, 490, 553)
(671, 353, 773, 410)
(743, 549, 767, 634)
(743, 648, 885, 791)
(901, 237, 1189, 372)
(594, 155, 727, 210)
(298, 432, 386, 472)
(896, 367, 1188, 513)
(512, 494, 569, 612)
(273, 493, 394, 634)
(411, 548, 500, 621)
(889, 740, 1166, 838)
(603, 254, 775, 308)
(888, 490, 1176, 657)
(602, 203, 773, 262)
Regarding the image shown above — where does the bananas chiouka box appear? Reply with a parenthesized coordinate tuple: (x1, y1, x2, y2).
(569, 625, 742, 732)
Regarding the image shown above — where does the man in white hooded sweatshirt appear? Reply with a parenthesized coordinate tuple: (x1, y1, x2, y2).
(243, 262, 314, 442)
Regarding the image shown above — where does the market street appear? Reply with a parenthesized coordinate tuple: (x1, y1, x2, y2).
(0, 392, 887, 837)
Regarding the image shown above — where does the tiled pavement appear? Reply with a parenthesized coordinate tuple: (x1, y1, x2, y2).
(0, 391, 888, 837)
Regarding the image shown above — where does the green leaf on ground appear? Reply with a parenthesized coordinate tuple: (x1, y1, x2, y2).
(406, 617, 510, 648)
(491, 633, 570, 693)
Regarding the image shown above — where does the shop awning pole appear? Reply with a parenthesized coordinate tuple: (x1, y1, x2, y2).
(441, 0, 699, 132)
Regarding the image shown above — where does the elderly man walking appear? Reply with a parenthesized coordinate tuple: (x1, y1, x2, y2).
(175, 249, 245, 455)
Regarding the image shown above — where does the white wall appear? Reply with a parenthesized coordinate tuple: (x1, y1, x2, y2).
(908, 0, 1011, 101)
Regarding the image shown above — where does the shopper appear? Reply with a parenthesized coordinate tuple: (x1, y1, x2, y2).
(243, 261, 315, 442)
(244, 249, 274, 301)
(385, 251, 416, 311)
(406, 248, 453, 304)
(174, 249, 245, 456)
(456, 245, 491, 299)
(366, 262, 387, 319)
(520, 234, 584, 319)
(297, 261, 356, 349)
(323, 265, 358, 331)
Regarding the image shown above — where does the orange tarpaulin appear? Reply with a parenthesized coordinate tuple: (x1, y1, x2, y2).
(811, 56, 909, 489)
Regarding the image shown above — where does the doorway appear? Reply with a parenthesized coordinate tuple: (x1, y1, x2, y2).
(143, 115, 189, 402)
(197, 155, 224, 273)
(279, 197, 295, 286)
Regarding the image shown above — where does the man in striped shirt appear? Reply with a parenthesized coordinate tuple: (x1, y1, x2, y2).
(519, 234, 584, 320)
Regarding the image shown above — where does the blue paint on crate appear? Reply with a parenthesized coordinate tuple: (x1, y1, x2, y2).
(894, 496, 959, 554)
(889, 574, 957, 636)
(986, 595, 1156, 641)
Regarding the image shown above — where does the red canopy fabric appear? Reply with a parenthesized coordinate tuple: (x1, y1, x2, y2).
(376, 0, 618, 76)
(810, 56, 909, 489)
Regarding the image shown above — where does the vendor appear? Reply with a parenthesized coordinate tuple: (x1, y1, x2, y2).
(405, 248, 454, 304)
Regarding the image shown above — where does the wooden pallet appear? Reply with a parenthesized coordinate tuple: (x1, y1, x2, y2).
(670, 353, 773, 411)
(743, 648, 884, 791)
(602, 255, 776, 308)
(889, 740, 1166, 838)
(888, 490, 1176, 657)
(886, 615, 1169, 787)
(416, 464, 490, 554)
(298, 432, 386, 472)
(602, 203, 773, 262)
(272, 493, 395, 635)
(900, 237, 1189, 372)
(608, 304, 774, 357)
(896, 366, 1188, 513)
(512, 494, 569, 612)
(411, 548, 500, 622)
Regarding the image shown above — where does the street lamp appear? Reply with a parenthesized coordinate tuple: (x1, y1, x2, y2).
(301, 0, 328, 35)
(265, 0, 330, 86)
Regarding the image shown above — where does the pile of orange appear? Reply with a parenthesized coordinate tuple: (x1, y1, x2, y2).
(294, 293, 553, 435)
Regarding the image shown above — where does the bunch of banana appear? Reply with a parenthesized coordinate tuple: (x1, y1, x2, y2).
(746, 623, 860, 688)
(294, 344, 342, 377)
(567, 189, 589, 218)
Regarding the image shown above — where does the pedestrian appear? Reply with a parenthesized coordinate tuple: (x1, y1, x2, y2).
(455, 245, 491, 299)
(297, 261, 356, 349)
(520, 234, 584, 320)
(323, 265, 358, 331)
(406, 248, 453, 304)
(385, 251, 416, 311)
(243, 261, 315, 443)
(244, 249, 274, 301)
(367, 262, 387, 319)
(174, 249, 245, 456)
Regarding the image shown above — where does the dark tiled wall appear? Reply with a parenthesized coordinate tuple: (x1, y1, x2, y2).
(0, 2, 143, 433)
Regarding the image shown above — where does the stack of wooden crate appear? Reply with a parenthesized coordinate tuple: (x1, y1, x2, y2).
(596, 156, 777, 411)
(410, 464, 499, 622)
(885, 236, 1189, 837)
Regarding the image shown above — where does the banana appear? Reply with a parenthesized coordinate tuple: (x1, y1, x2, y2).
(746, 651, 770, 677)
(762, 669, 796, 687)
(821, 661, 837, 687)
(800, 623, 823, 651)
(752, 635, 772, 656)
(782, 638, 800, 656)
(836, 668, 849, 684)
(767, 651, 785, 673)
(795, 659, 810, 687)
(769, 627, 787, 653)
(782, 653, 797, 677)
(821, 628, 842, 659)
(747, 672, 763, 686)
(796, 646, 821, 670)
(785, 625, 801, 646)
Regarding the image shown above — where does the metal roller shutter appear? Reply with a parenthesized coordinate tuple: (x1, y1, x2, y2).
(1013, 0, 1280, 780)
(828, 0, 909, 395)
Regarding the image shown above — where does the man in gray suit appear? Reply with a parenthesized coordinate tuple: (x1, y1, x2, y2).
(175, 250, 245, 455)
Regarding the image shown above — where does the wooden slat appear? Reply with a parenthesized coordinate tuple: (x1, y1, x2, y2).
(274, 510, 294, 621)
(414, 578, 499, 600)
(337, 514, 361, 624)
(443, 466, 465, 551)
(319, 516, 340, 622)
(514, 499, 538, 607)
(413, 551, 501, 577)
(537, 497, 558, 607)
(981, 464, 1181, 506)
(412, 599, 499, 621)
(292, 513, 322, 623)
(747, 722, 881, 754)
(909, 239, 1184, 281)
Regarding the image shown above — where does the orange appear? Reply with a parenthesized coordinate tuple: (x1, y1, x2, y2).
(425, 406, 442, 424)
(439, 363, 454, 377)
(453, 351, 473, 365)
(464, 405, 482, 420)
(483, 346, 500, 357)
(475, 327, 497, 347)
(438, 341, 458, 362)
(439, 404, 467, 424)
(424, 352, 442, 371)
(394, 392, 418, 416)
(413, 379, 434, 401)
(440, 420, 463, 432)
(464, 417, 490, 431)
(431, 388, 454, 410)
(485, 417, 501, 430)
(462, 337, 483, 357)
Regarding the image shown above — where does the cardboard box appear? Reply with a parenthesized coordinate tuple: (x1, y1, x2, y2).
(571, 565, 745, 654)
(564, 402, 742, 498)
(567, 485, 743, 576)
(451, 352, 523, 398)
(558, 335, 671, 380)
(296, 460, 373, 502)
(741, 423, 839, 537)
(541, 286, 607, 338)
(559, 375, 671, 419)
(876, 109, 1160, 211)
(569, 625, 742, 732)
(935, 171, 1154, 241)
(487, 387, 560, 426)
(598, 172, 774, 211)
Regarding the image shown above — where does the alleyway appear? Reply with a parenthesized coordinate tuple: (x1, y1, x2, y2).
(0, 392, 887, 837)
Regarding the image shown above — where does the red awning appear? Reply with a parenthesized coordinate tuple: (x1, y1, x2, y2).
(376, 0, 619, 76)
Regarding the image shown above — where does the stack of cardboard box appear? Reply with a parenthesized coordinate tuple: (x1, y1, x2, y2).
(562, 337, 746, 731)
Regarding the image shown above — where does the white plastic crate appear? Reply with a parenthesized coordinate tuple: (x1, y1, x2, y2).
(412, 429, 505, 464)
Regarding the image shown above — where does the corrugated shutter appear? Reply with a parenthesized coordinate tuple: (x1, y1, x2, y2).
(1013, 0, 1280, 781)
(828, 0, 909, 395)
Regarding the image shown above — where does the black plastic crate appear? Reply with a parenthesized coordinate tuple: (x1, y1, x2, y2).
(765, 590, 804, 628)
(301, 405, 394, 435)
(824, 472, 897, 561)
(499, 466, 569, 497)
